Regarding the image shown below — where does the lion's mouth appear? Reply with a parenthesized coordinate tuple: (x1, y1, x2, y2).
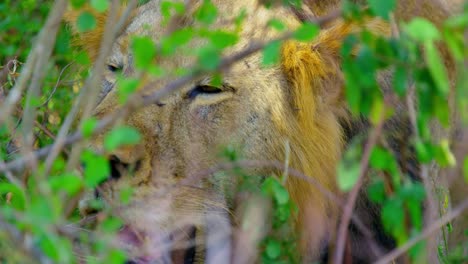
(120, 225, 197, 264)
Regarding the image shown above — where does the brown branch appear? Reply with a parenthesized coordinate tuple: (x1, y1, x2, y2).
(65, 0, 138, 172)
(333, 113, 386, 264)
(42, 0, 138, 177)
(1, 8, 343, 175)
(19, 0, 69, 172)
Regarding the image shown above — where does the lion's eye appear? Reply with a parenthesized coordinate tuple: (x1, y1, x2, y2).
(107, 64, 121, 73)
(187, 85, 223, 99)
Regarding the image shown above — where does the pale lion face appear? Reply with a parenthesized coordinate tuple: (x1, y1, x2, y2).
(81, 1, 341, 262)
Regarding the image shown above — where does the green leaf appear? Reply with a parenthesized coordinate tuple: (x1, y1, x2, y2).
(104, 126, 142, 152)
(262, 40, 281, 66)
(424, 41, 449, 95)
(49, 173, 83, 196)
(367, 180, 386, 203)
(463, 156, 468, 183)
(265, 240, 281, 259)
(293, 22, 319, 41)
(405, 18, 441, 42)
(367, 0, 396, 20)
(337, 143, 362, 191)
(197, 47, 220, 71)
(81, 151, 110, 188)
(434, 139, 456, 167)
(0, 183, 26, 210)
(70, 0, 86, 8)
(76, 11, 96, 32)
(272, 182, 289, 205)
(337, 160, 360, 191)
(132, 36, 156, 69)
(119, 187, 134, 204)
(208, 31, 239, 49)
(370, 147, 393, 170)
(81, 117, 98, 138)
(90, 0, 109, 12)
(268, 19, 286, 31)
(118, 77, 140, 104)
(415, 140, 433, 163)
(194, 0, 218, 25)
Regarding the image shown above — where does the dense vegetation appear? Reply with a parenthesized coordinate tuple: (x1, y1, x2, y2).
(0, 0, 467, 263)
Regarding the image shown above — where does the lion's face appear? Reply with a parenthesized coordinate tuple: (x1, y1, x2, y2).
(77, 0, 347, 262)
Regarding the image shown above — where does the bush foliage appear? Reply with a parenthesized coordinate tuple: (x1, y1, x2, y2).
(0, 0, 467, 263)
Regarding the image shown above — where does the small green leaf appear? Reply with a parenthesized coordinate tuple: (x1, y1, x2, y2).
(463, 156, 468, 183)
(367, 0, 396, 20)
(104, 126, 142, 152)
(268, 19, 286, 31)
(262, 40, 281, 66)
(337, 143, 362, 191)
(405, 18, 441, 42)
(265, 240, 281, 259)
(337, 161, 360, 191)
(208, 31, 239, 49)
(49, 173, 83, 196)
(76, 11, 96, 32)
(293, 22, 319, 41)
(81, 151, 110, 188)
(91, 0, 109, 12)
(71, 0, 86, 8)
(132, 36, 156, 69)
(272, 182, 289, 205)
(120, 187, 134, 204)
(194, 0, 218, 25)
(118, 77, 140, 104)
(367, 180, 386, 203)
(435, 139, 456, 167)
(197, 47, 220, 70)
(0, 183, 26, 210)
(81, 117, 98, 138)
(424, 41, 449, 95)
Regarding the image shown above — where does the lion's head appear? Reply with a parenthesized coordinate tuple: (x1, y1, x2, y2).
(66, 0, 389, 262)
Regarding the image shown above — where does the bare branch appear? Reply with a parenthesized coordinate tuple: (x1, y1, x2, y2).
(333, 112, 386, 264)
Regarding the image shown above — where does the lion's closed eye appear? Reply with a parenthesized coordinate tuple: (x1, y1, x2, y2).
(187, 85, 224, 99)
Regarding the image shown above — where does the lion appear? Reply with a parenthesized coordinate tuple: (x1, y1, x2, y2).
(65, 0, 460, 262)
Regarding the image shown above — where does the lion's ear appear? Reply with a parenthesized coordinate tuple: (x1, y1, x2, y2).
(63, 7, 112, 60)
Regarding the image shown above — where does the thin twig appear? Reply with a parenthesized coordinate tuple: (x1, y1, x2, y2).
(42, 0, 137, 177)
(19, 0, 69, 172)
(65, 0, 138, 172)
(1, 8, 343, 174)
(333, 114, 386, 264)
(38, 61, 73, 108)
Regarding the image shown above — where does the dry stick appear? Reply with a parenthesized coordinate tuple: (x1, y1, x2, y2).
(38, 61, 73, 108)
(0, 8, 343, 175)
(333, 115, 386, 264)
(65, 0, 136, 172)
(375, 197, 468, 264)
(0, 53, 37, 125)
(19, 0, 69, 172)
(406, 85, 441, 259)
(43, 0, 137, 176)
